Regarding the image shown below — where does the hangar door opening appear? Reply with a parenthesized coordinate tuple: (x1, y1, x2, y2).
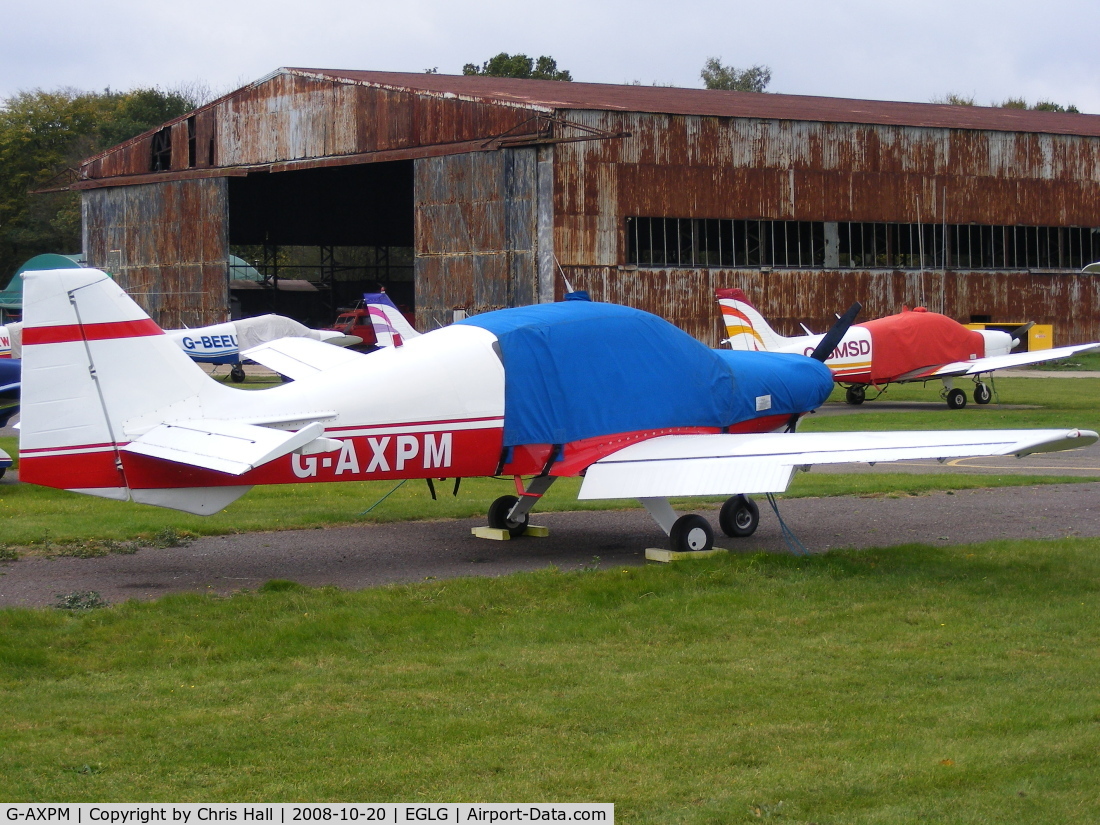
(227, 161, 414, 327)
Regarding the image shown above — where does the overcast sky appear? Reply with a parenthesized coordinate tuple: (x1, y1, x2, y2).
(3, 0, 1098, 113)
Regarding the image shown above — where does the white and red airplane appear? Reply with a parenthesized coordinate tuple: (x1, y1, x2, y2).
(717, 288, 1100, 409)
(1, 315, 358, 383)
(17, 269, 1098, 553)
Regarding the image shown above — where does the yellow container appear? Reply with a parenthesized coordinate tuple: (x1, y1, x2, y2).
(965, 323, 1053, 351)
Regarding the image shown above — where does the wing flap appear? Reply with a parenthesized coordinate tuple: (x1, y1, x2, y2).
(578, 429, 1098, 499)
(243, 337, 366, 380)
(123, 420, 339, 475)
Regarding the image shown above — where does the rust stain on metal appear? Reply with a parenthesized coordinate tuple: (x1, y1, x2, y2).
(74, 70, 1100, 339)
(83, 178, 229, 328)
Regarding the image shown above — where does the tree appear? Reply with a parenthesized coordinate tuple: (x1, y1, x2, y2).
(700, 58, 771, 92)
(930, 93, 976, 106)
(937, 94, 1081, 113)
(997, 97, 1079, 113)
(0, 86, 201, 281)
(1030, 100, 1079, 113)
(462, 53, 573, 81)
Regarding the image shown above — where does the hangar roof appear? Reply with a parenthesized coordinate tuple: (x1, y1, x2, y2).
(290, 68, 1100, 138)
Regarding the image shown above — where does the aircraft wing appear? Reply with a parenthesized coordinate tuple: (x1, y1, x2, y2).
(242, 337, 367, 380)
(901, 343, 1100, 380)
(123, 420, 341, 475)
(577, 428, 1097, 499)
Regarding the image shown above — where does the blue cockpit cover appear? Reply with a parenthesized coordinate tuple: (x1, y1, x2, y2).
(460, 302, 834, 447)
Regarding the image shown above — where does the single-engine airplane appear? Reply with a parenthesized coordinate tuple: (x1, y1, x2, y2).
(327, 292, 421, 350)
(18, 269, 1098, 553)
(717, 288, 1100, 408)
(2, 314, 358, 382)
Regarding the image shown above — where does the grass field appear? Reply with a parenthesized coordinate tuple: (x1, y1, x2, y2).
(3, 375, 1100, 819)
(2, 539, 1099, 821)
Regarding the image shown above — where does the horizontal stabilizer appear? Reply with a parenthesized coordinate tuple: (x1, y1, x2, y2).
(243, 337, 366, 380)
(123, 420, 338, 475)
(578, 428, 1098, 499)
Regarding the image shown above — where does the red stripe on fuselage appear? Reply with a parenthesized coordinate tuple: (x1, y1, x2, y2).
(23, 319, 164, 345)
(21, 414, 803, 495)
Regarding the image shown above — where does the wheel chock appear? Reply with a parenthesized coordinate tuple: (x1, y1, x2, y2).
(472, 526, 511, 540)
(471, 525, 550, 541)
(645, 547, 728, 563)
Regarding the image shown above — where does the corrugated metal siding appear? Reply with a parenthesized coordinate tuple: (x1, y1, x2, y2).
(82, 75, 539, 181)
(571, 266, 1100, 348)
(414, 149, 538, 329)
(556, 110, 1100, 226)
(83, 178, 229, 328)
(553, 109, 1100, 342)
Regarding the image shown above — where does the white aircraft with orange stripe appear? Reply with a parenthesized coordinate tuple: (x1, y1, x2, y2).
(717, 287, 1100, 409)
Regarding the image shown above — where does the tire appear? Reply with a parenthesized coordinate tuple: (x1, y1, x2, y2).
(719, 495, 760, 538)
(669, 514, 714, 554)
(845, 385, 866, 405)
(230, 364, 246, 383)
(487, 494, 529, 538)
(974, 382, 992, 404)
(946, 388, 967, 409)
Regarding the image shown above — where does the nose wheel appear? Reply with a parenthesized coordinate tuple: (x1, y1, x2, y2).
(973, 381, 992, 404)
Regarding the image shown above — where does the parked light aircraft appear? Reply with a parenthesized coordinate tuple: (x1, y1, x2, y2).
(717, 288, 1100, 409)
(1, 315, 358, 382)
(327, 292, 421, 350)
(18, 269, 1098, 552)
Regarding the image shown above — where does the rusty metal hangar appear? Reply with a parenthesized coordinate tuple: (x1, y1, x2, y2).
(71, 68, 1100, 345)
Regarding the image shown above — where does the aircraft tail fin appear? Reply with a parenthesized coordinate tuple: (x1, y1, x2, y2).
(714, 288, 788, 351)
(18, 269, 253, 512)
(364, 292, 420, 348)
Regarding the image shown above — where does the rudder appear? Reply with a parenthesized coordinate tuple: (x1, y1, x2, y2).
(714, 288, 789, 351)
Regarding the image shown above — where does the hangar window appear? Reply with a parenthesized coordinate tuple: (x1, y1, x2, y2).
(627, 217, 825, 268)
(150, 126, 172, 171)
(187, 116, 197, 168)
(629, 218, 1100, 271)
(839, 222, 1100, 270)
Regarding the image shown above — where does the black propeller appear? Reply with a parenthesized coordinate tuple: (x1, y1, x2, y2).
(809, 302, 862, 362)
(1007, 321, 1034, 346)
(785, 301, 863, 434)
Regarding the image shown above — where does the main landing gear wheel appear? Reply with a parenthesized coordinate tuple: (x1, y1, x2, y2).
(230, 364, 246, 383)
(974, 382, 992, 405)
(946, 388, 967, 409)
(719, 495, 760, 538)
(488, 494, 529, 538)
(669, 514, 714, 553)
(845, 385, 866, 405)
